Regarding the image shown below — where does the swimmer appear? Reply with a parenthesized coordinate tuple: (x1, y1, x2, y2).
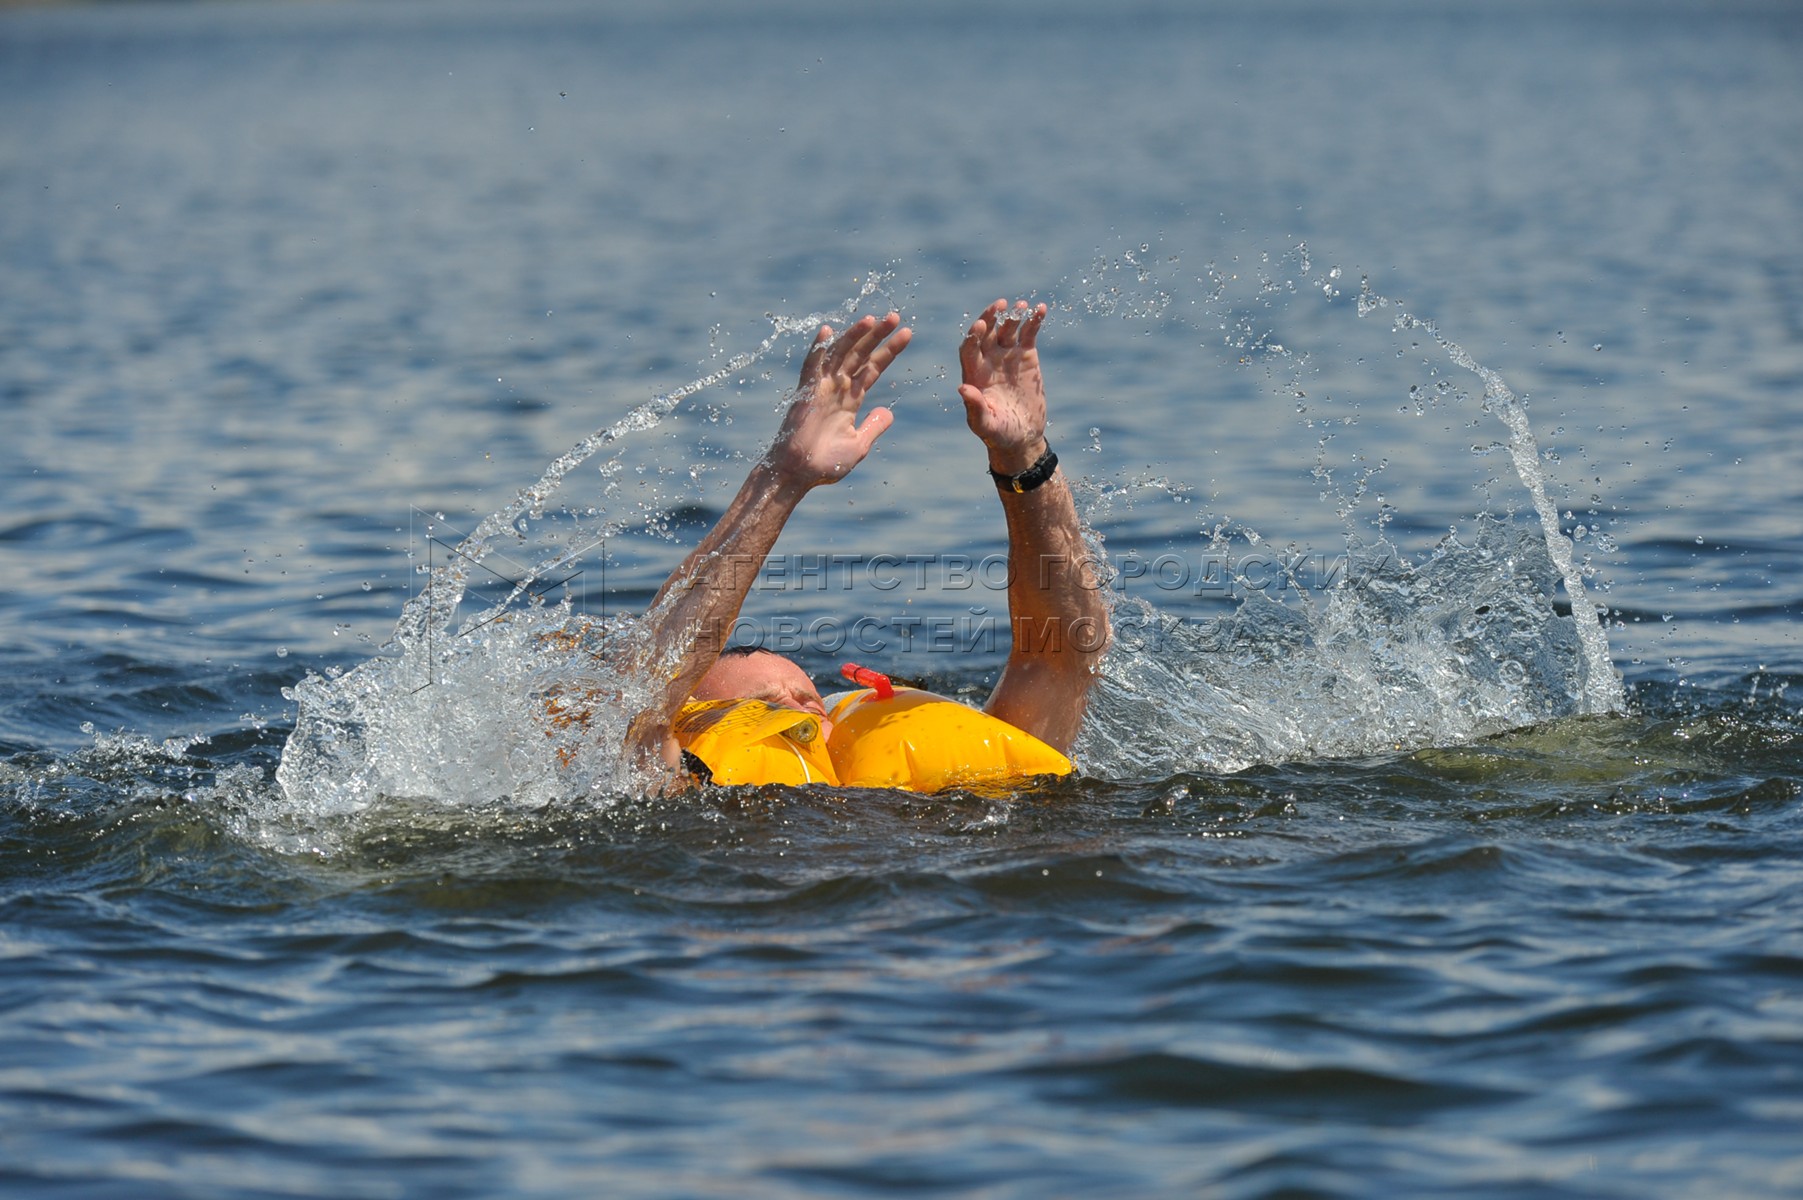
(625, 300, 1109, 776)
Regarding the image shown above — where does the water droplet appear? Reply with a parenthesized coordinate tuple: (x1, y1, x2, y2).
(276, 646, 289, 658)
(1694, 535, 1704, 545)
(1592, 343, 1603, 352)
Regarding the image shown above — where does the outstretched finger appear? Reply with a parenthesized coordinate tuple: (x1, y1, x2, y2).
(959, 322, 989, 384)
(995, 316, 1017, 349)
(861, 324, 912, 380)
(821, 314, 878, 377)
(836, 312, 902, 376)
(840, 313, 889, 364)
(961, 301, 1002, 362)
(1019, 303, 1047, 350)
(984, 299, 1009, 338)
(799, 324, 834, 387)
(995, 300, 1032, 349)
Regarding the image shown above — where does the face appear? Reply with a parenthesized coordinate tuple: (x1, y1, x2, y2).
(693, 651, 833, 739)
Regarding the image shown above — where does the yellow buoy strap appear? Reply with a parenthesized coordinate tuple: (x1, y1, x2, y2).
(673, 697, 821, 745)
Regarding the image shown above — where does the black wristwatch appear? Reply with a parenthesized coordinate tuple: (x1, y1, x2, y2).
(988, 444, 1058, 494)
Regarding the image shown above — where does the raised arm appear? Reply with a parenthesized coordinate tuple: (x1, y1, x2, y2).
(959, 299, 1109, 753)
(625, 313, 912, 760)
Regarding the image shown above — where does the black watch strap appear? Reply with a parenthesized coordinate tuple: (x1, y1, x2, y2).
(988, 444, 1058, 494)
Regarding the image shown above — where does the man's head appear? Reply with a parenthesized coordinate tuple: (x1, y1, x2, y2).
(693, 646, 833, 738)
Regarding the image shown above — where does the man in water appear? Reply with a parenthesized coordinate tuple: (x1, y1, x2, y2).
(627, 299, 1109, 771)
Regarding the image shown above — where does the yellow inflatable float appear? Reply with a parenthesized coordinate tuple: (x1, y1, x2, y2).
(674, 664, 1073, 792)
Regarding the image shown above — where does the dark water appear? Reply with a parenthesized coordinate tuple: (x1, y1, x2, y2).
(4, 1, 1803, 1195)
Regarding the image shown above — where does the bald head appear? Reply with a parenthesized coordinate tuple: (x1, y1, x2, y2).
(693, 649, 834, 738)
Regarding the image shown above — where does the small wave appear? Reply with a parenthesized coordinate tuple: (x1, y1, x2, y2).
(1013, 1049, 1515, 1116)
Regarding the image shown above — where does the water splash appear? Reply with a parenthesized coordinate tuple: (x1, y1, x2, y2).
(278, 245, 1623, 808)
(1079, 518, 1593, 776)
(395, 274, 899, 644)
(1069, 239, 1623, 775)
(1359, 281, 1623, 715)
(278, 278, 901, 814)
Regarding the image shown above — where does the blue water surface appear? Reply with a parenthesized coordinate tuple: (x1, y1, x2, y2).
(3, 1, 1802, 1196)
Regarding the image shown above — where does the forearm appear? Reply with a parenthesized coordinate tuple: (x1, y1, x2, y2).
(626, 460, 808, 751)
(996, 467, 1110, 670)
(650, 458, 807, 612)
(985, 447, 1111, 753)
(610, 311, 907, 767)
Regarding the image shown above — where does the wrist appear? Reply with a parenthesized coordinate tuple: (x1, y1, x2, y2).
(749, 456, 816, 506)
(988, 441, 1058, 494)
(984, 434, 1050, 478)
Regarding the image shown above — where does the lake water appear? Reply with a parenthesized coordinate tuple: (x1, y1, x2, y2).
(4, 1, 1802, 1196)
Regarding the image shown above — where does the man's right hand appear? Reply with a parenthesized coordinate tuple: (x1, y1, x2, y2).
(768, 312, 912, 489)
